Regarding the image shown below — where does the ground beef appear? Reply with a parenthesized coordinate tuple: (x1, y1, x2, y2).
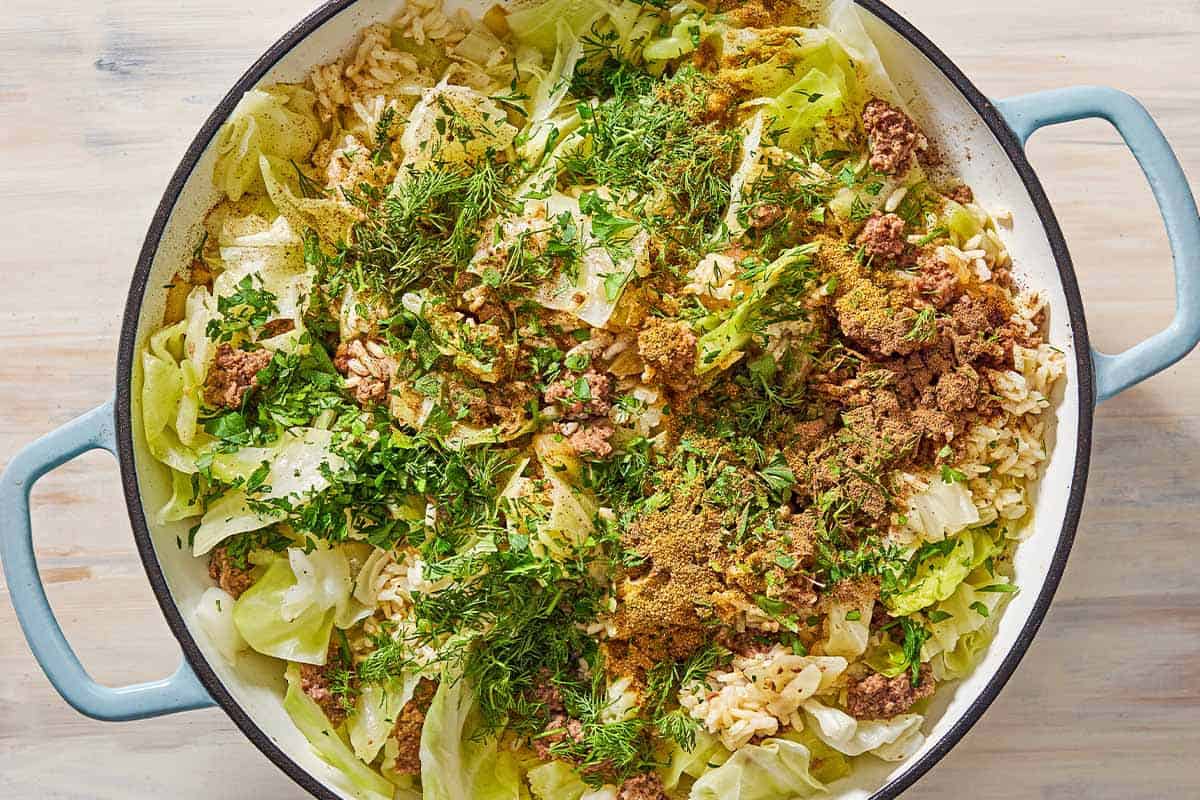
(390, 679, 437, 775)
(748, 202, 785, 229)
(617, 772, 669, 800)
(637, 318, 699, 392)
(559, 419, 616, 459)
(544, 370, 613, 419)
(533, 714, 585, 761)
(862, 99, 928, 176)
(846, 665, 936, 719)
(856, 213, 908, 264)
(259, 318, 295, 338)
(207, 546, 255, 599)
(914, 250, 963, 310)
(946, 183, 974, 205)
(946, 292, 1011, 367)
(934, 365, 980, 413)
(837, 304, 931, 359)
(298, 645, 355, 726)
(204, 344, 272, 409)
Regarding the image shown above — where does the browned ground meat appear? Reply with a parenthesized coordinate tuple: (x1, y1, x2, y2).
(914, 251, 963, 310)
(637, 317, 699, 392)
(617, 772, 669, 800)
(533, 715, 585, 761)
(259, 318, 295, 338)
(862, 99, 928, 175)
(207, 546, 255, 599)
(748, 202, 785, 229)
(299, 645, 355, 726)
(204, 344, 272, 409)
(559, 419, 615, 458)
(947, 183, 974, 205)
(391, 679, 437, 775)
(934, 365, 980, 413)
(846, 665, 936, 719)
(544, 370, 613, 419)
(856, 213, 908, 263)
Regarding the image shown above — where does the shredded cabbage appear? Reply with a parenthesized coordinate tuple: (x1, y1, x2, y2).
(689, 738, 826, 800)
(233, 556, 336, 665)
(696, 244, 820, 376)
(213, 86, 321, 202)
(283, 664, 395, 800)
(192, 428, 346, 556)
(905, 475, 981, 541)
(517, 19, 587, 165)
(885, 529, 1000, 617)
(419, 677, 524, 800)
(800, 698, 924, 760)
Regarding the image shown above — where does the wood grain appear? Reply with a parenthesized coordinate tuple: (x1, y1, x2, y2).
(1, 0, 1198, 797)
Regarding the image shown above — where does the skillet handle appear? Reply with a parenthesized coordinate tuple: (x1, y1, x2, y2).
(995, 87, 1200, 403)
(0, 400, 214, 721)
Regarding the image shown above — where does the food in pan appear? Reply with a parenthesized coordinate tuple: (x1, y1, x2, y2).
(139, 1, 1065, 797)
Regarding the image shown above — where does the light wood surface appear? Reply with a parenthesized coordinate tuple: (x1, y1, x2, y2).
(2, 1, 1198, 797)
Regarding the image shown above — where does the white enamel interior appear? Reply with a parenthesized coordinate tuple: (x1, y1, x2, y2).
(125, 2, 1082, 798)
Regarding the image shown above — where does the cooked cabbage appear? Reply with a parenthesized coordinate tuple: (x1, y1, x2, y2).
(884, 529, 1000, 617)
(689, 738, 826, 799)
(419, 677, 523, 800)
(517, 19, 587, 165)
(528, 761, 589, 800)
(696, 244, 820, 376)
(192, 428, 346, 556)
(400, 83, 518, 168)
(283, 664, 395, 800)
(348, 673, 423, 764)
(194, 586, 247, 665)
(213, 86, 321, 202)
(905, 475, 981, 541)
(800, 698, 923, 761)
(234, 556, 336, 665)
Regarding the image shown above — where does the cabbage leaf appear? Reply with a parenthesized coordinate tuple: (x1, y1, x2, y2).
(885, 529, 1000, 617)
(689, 738, 825, 800)
(527, 761, 589, 800)
(233, 556, 335, 665)
(283, 664, 395, 800)
(800, 698, 923, 760)
(194, 586, 247, 665)
(695, 244, 820, 376)
(505, 0, 613, 54)
(905, 476, 981, 541)
(419, 677, 523, 800)
(192, 428, 346, 556)
(348, 673, 423, 764)
(213, 86, 321, 202)
(400, 83, 518, 169)
(662, 728, 728, 790)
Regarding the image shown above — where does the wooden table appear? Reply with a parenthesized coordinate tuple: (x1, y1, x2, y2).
(1, 0, 1197, 797)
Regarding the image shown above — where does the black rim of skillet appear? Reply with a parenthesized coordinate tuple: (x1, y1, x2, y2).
(113, 1, 1095, 797)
